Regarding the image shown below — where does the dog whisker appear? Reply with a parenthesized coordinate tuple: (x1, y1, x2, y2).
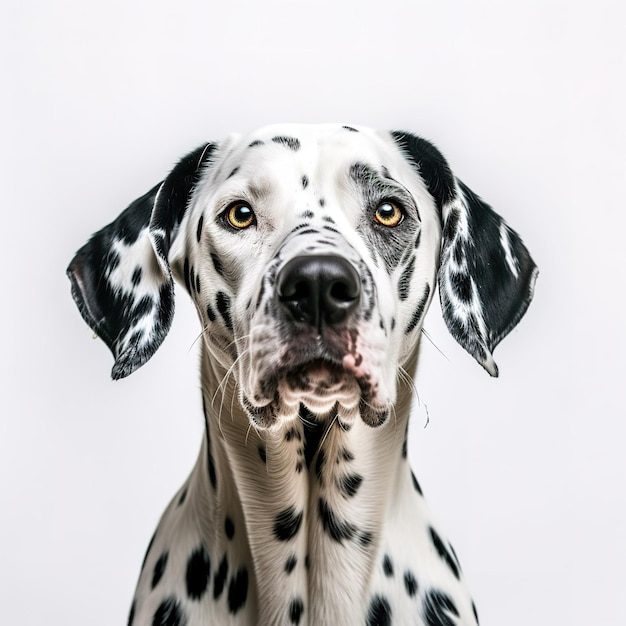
(420, 327, 449, 361)
(318, 412, 339, 451)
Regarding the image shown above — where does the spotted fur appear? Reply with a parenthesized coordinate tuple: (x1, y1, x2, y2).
(68, 124, 537, 625)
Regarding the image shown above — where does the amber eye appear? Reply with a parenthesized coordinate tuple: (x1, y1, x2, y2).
(374, 201, 404, 227)
(225, 202, 255, 229)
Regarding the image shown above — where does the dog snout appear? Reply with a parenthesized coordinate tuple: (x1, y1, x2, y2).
(276, 255, 361, 329)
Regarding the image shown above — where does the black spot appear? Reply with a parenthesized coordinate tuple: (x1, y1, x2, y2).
(189, 266, 196, 293)
(285, 554, 297, 574)
(301, 175, 309, 189)
(178, 487, 187, 506)
(274, 506, 303, 541)
(272, 135, 301, 151)
(288, 222, 313, 235)
(186, 544, 211, 600)
(294, 227, 318, 236)
(411, 471, 423, 495)
(301, 210, 314, 219)
(228, 166, 240, 179)
(213, 554, 229, 599)
(366, 595, 391, 626)
(206, 303, 217, 322)
(208, 448, 217, 490)
(450, 271, 472, 303)
(285, 427, 300, 442)
(304, 554, 310, 570)
(339, 473, 363, 498)
(422, 589, 459, 626)
(398, 256, 415, 301)
(318, 497, 356, 543)
(315, 448, 326, 482)
(302, 408, 325, 468)
(183, 257, 191, 292)
(448, 543, 461, 571)
(141, 530, 157, 571)
(152, 551, 168, 588)
(202, 387, 211, 422)
(107, 250, 121, 272)
(342, 125, 359, 132)
(341, 448, 355, 462)
(211, 252, 224, 276)
(249, 139, 264, 147)
(224, 516, 235, 540)
(258, 445, 267, 463)
(152, 597, 186, 626)
(382, 554, 394, 577)
(289, 596, 304, 624)
(472, 600, 479, 624)
(195, 273, 201, 294)
(319, 198, 326, 207)
(402, 422, 409, 459)
(414, 230, 422, 249)
(322, 224, 340, 234)
(404, 570, 418, 597)
(128, 601, 135, 626)
(130, 295, 153, 320)
(227, 568, 248, 614)
(359, 531, 373, 546)
(429, 527, 460, 579)
(216, 291, 233, 331)
(196, 215, 204, 243)
(405, 284, 431, 334)
(131, 267, 142, 286)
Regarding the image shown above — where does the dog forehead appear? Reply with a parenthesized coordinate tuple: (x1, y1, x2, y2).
(220, 124, 402, 180)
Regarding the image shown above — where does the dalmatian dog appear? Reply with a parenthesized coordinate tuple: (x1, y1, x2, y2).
(67, 124, 537, 626)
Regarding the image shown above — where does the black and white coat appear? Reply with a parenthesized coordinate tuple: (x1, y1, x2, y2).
(68, 124, 537, 626)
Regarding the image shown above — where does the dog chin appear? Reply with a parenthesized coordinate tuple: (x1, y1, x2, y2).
(242, 360, 391, 430)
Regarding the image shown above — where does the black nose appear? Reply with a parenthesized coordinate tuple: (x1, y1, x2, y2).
(277, 255, 361, 328)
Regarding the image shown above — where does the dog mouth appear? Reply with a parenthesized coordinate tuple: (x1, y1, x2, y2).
(286, 357, 347, 388)
(242, 353, 390, 430)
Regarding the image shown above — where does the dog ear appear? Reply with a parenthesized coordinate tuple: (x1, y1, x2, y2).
(67, 143, 217, 380)
(392, 131, 538, 376)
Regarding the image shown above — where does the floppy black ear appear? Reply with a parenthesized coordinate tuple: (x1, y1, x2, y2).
(67, 143, 216, 380)
(392, 131, 538, 376)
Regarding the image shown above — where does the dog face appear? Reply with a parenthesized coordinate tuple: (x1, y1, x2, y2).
(172, 125, 441, 428)
(68, 124, 537, 430)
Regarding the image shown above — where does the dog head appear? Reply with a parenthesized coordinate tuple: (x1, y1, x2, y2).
(68, 124, 537, 429)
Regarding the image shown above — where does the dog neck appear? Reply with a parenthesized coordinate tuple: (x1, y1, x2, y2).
(190, 343, 416, 625)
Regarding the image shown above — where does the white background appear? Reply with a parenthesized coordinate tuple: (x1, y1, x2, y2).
(2, 1, 625, 624)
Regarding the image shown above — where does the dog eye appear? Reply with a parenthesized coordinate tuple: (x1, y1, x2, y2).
(374, 201, 404, 227)
(224, 202, 256, 230)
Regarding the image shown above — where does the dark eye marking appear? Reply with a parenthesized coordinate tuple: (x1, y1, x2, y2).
(349, 162, 417, 219)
